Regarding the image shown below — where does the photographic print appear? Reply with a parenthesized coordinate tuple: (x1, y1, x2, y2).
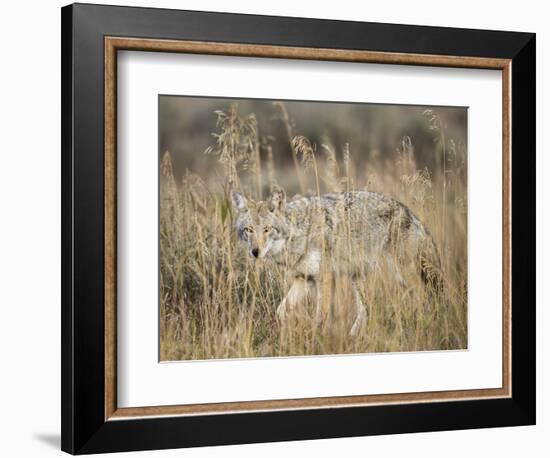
(159, 96, 468, 361)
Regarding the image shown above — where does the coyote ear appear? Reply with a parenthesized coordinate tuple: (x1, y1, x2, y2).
(268, 189, 286, 212)
(231, 191, 248, 213)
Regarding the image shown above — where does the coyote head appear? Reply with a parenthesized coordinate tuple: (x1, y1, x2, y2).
(231, 190, 289, 259)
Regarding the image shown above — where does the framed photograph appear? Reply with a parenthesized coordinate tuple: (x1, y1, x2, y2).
(61, 3, 536, 454)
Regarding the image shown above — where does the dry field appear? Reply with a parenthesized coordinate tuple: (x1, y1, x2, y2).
(159, 102, 467, 360)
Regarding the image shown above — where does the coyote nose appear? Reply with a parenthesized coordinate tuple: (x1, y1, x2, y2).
(251, 248, 259, 258)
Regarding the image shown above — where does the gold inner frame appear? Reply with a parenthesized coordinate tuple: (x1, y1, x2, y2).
(104, 37, 512, 421)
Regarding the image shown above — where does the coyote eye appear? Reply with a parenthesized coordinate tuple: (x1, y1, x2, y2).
(244, 226, 254, 233)
(264, 225, 272, 233)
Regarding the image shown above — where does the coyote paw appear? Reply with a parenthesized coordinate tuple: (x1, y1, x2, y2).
(276, 299, 288, 321)
(349, 320, 361, 337)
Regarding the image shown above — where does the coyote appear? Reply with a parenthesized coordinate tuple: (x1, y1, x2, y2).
(231, 189, 442, 335)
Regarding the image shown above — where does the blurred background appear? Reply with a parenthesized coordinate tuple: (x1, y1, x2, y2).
(159, 95, 467, 199)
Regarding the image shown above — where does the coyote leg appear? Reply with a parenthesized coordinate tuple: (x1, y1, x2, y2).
(385, 254, 406, 289)
(314, 293, 323, 324)
(277, 276, 310, 321)
(350, 281, 367, 336)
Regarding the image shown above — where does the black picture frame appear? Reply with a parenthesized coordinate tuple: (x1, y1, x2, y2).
(61, 3, 535, 454)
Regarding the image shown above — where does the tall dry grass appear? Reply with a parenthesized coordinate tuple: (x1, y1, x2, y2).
(160, 102, 467, 360)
